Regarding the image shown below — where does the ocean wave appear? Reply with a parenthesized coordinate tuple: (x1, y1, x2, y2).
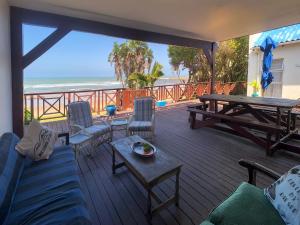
(25, 81, 122, 89)
(24, 77, 186, 93)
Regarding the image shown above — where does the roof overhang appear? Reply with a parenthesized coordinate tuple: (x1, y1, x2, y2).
(251, 40, 300, 52)
(8, 0, 300, 42)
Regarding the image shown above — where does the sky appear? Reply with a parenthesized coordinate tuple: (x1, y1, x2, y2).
(23, 24, 179, 79)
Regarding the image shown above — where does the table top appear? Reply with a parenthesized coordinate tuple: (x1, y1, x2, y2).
(111, 135, 182, 185)
(199, 94, 300, 108)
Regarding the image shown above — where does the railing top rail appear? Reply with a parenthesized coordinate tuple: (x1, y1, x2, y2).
(25, 88, 126, 96)
(24, 81, 246, 96)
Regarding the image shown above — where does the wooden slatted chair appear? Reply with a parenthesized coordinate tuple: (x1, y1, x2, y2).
(67, 101, 111, 155)
(127, 97, 155, 141)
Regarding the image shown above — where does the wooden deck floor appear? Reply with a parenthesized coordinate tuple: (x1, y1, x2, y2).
(50, 104, 300, 225)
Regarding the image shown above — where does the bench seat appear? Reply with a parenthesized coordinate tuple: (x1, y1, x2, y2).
(187, 108, 284, 132)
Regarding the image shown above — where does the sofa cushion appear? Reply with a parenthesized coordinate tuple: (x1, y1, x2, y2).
(4, 145, 91, 225)
(0, 133, 24, 224)
(207, 182, 285, 225)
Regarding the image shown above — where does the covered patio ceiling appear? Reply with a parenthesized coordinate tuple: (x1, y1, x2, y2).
(9, 0, 300, 41)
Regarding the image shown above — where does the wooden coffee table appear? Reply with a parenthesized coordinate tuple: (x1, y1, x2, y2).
(110, 135, 182, 219)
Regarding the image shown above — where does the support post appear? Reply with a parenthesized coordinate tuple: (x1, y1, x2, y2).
(10, 7, 24, 137)
(204, 42, 217, 111)
(210, 42, 217, 95)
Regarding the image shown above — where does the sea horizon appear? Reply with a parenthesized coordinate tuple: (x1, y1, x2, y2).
(24, 75, 188, 93)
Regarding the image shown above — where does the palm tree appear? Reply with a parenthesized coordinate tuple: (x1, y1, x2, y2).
(108, 40, 153, 87)
(147, 62, 164, 86)
(128, 62, 164, 89)
(128, 73, 147, 89)
(108, 43, 125, 87)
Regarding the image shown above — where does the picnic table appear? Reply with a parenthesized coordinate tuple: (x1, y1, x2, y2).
(188, 94, 300, 156)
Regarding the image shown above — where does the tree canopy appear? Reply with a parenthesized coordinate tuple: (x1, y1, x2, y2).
(216, 37, 249, 82)
(108, 37, 248, 89)
(168, 36, 249, 83)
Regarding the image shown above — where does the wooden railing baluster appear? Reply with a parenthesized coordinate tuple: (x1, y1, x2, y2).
(30, 95, 34, 120)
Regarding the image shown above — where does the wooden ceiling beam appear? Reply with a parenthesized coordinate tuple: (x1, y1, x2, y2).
(14, 6, 213, 50)
(22, 26, 71, 69)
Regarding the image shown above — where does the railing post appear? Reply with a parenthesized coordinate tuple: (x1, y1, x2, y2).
(24, 95, 27, 123)
(30, 95, 34, 121)
(101, 90, 104, 111)
(68, 92, 71, 105)
(175, 84, 179, 102)
(150, 87, 154, 99)
(63, 93, 66, 116)
(89, 95, 93, 112)
(119, 89, 123, 111)
(97, 90, 100, 114)
(93, 91, 96, 113)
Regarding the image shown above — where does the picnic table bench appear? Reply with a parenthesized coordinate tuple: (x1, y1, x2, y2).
(188, 108, 285, 155)
(188, 94, 300, 156)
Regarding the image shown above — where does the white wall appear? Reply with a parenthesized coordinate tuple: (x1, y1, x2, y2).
(0, 0, 12, 134)
(247, 34, 261, 96)
(274, 43, 300, 99)
(248, 34, 300, 99)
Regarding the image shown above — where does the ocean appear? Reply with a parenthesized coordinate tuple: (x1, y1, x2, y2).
(24, 76, 187, 93)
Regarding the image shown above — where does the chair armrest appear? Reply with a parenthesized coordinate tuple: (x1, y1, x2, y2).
(94, 115, 104, 121)
(128, 115, 134, 124)
(58, 132, 69, 145)
(151, 113, 155, 126)
(70, 124, 85, 134)
(71, 124, 85, 130)
(239, 159, 281, 185)
(94, 117, 110, 126)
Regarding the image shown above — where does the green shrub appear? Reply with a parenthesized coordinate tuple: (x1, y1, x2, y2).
(24, 109, 32, 125)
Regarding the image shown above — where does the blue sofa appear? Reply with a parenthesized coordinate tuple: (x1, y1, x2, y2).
(0, 133, 91, 225)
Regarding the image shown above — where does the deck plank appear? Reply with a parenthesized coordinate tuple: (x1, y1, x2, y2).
(47, 104, 300, 225)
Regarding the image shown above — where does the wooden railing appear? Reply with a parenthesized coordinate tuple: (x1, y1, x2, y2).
(23, 81, 246, 122)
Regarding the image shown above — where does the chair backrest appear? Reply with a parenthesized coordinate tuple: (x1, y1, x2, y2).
(68, 101, 93, 128)
(133, 97, 154, 121)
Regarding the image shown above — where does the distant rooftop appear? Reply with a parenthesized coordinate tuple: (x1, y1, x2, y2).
(253, 24, 300, 48)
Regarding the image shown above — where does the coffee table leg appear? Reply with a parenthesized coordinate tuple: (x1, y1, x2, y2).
(175, 169, 180, 206)
(112, 148, 116, 174)
(147, 188, 152, 220)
